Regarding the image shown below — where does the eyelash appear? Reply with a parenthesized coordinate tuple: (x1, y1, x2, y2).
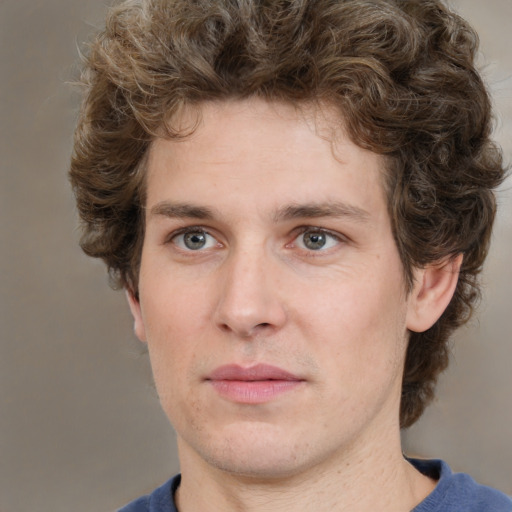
(289, 227, 344, 254)
(167, 226, 222, 252)
(166, 225, 346, 254)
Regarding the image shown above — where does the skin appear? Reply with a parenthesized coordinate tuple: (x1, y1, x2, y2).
(128, 98, 461, 511)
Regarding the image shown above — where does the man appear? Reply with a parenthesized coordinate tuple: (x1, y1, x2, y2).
(69, 0, 511, 510)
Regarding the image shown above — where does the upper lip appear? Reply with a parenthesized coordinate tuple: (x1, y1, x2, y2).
(207, 364, 303, 381)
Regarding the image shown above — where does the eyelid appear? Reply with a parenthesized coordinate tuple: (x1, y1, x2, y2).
(164, 224, 347, 253)
(166, 225, 222, 250)
(288, 226, 347, 251)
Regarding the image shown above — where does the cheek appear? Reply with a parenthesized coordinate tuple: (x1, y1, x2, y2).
(138, 280, 201, 392)
(140, 264, 211, 339)
(301, 265, 408, 380)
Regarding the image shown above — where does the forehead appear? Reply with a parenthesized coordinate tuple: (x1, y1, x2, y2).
(155, 99, 377, 165)
(145, 98, 389, 222)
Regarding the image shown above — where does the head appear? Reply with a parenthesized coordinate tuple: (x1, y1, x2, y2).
(70, 0, 505, 430)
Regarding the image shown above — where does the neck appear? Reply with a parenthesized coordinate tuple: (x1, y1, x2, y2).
(175, 425, 435, 512)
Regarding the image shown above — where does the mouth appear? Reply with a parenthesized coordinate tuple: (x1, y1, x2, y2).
(206, 364, 305, 404)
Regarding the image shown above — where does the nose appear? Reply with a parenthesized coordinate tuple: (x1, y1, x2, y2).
(213, 246, 287, 338)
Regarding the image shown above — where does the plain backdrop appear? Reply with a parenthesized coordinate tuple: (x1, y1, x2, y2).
(1, 1, 511, 511)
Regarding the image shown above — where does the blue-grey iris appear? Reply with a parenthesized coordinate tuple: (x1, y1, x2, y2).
(303, 232, 326, 250)
(184, 231, 207, 250)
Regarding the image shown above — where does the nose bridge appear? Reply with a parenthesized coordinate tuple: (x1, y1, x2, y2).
(214, 239, 286, 337)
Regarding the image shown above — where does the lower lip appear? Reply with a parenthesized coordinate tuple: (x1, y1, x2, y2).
(209, 380, 303, 404)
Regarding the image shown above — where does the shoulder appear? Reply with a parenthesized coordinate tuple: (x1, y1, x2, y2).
(410, 458, 512, 512)
(117, 475, 181, 512)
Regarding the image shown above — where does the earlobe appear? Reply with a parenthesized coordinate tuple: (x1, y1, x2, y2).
(125, 289, 147, 343)
(406, 254, 463, 333)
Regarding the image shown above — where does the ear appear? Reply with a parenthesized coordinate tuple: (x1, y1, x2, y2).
(125, 289, 147, 343)
(406, 254, 463, 333)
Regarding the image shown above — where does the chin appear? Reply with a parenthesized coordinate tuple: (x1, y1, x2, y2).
(204, 450, 309, 480)
(180, 421, 329, 480)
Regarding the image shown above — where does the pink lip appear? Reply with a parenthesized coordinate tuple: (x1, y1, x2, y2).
(207, 364, 305, 404)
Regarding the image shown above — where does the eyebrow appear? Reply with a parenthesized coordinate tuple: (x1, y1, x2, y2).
(273, 202, 371, 223)
(148, 200, 370, 223)
(148, 202, 216, 220)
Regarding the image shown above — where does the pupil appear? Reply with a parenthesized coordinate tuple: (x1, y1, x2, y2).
(184, 232, 206, 249)
(304, 232, 326, 250)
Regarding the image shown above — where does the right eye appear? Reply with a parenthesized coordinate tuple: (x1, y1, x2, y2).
(171, 229, 220, 251)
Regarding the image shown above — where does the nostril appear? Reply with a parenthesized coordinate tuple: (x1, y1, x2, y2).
(219, 323, 231, 333)
(217, 321, 273, 337)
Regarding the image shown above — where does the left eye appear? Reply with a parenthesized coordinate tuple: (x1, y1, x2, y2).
(294, 229, 340, 251)
(172, 230, 219, 251)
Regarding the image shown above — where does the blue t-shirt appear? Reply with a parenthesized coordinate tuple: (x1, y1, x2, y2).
(118, 459, 512, 511)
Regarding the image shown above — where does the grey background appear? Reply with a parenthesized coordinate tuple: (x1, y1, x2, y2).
(0, 1, 510, 511)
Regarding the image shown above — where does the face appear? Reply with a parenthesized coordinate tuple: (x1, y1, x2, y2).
(130, 99, 418, 479)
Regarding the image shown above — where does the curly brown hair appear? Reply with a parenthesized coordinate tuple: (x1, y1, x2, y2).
(69, 0, 506, 428)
